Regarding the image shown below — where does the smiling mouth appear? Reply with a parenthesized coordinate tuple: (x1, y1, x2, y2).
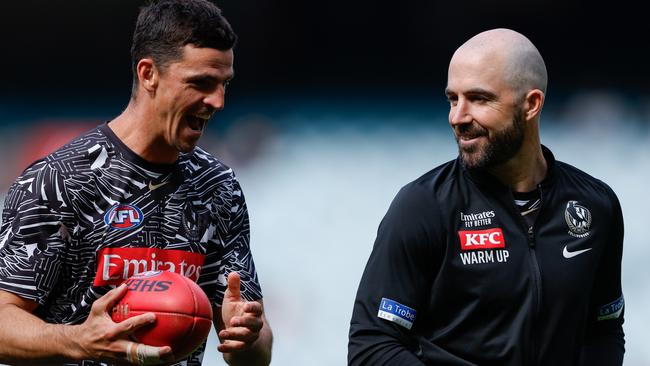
(186, 115, 208, 132)
(455, 123, 488, 142)
(458, 134, 486, 141)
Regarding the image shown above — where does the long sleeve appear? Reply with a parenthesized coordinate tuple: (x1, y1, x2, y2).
(348, 184, 442, 366)
(580, 189, 625, 365)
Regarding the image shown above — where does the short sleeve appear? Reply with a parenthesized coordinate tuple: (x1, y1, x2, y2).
(0, 161, 75, 305)
(202, 173, 262, 306)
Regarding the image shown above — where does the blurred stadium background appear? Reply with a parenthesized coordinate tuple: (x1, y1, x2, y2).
(1, 1, 648, 365)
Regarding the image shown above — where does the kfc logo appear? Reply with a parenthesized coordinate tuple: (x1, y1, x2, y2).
(104, 204, 143, 230)
(94, 247, 206, 286)
(458, 228, 506, 250)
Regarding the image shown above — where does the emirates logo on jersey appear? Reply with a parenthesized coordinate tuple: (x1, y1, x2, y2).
(104, 204, 144, 230)
(93, 247, 206, 286)
(458, 228, 506, 250)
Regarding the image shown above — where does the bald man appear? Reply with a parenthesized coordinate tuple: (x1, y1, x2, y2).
(348, 28, 625, 365)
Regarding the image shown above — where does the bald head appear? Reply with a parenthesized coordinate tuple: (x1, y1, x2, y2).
(452, 28, 548, 96)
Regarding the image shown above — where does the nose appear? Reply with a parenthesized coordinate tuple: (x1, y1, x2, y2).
(449, 98, 472, 127)
(203, 85, 225, 111)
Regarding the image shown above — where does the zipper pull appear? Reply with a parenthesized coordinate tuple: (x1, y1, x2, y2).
(528, 226, 535, 247)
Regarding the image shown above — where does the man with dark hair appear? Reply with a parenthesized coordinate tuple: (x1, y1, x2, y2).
(348, 28, 625, 365)
(0, 1, 272, 365)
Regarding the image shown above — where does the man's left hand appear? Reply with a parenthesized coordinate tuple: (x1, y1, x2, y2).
(217, 272, 264, 353)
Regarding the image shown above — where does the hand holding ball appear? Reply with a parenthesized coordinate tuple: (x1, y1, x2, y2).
(111, 270, 213, 361)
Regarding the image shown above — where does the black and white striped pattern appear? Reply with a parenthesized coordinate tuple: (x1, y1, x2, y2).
(0, 123, 261, 365)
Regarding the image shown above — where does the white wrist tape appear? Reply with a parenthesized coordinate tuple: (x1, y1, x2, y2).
(126, 341, 164, 365)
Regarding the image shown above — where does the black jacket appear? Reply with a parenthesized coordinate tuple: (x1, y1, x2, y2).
(349, 146, 624, 365)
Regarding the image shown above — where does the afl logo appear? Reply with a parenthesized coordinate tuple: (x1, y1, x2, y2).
(104, 204, 144, 230)
(565, 200, 592, 238)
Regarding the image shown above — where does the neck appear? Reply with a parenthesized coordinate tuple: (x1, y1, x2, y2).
(488, 140, 547, 193)
(109, 99, 178, 164)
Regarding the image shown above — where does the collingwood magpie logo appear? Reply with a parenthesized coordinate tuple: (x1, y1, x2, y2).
(182, 202, 211, 242)
(565, 200, 592, 238)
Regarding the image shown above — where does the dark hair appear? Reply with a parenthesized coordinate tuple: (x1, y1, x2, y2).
(131, 0, 237, 85)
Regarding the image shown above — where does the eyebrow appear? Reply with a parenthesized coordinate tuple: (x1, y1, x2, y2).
(445, 87, 497, 100)
(185, 72, 234, 83)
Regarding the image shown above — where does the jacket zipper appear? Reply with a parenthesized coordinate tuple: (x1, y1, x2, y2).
(527, 226, 542, 366)
(511, 185, 543, 366)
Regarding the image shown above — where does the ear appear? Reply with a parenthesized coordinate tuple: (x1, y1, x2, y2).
(136, 58, 159, 94)
(523, 89, 545, 121)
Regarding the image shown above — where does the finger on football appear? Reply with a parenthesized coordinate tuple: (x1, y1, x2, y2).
(93, 283, 128, 313)
(122, 340, 173, 365)
(117, 312, 157, 335)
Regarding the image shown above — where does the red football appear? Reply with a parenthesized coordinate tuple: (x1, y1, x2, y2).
(111, 270, 213, 360)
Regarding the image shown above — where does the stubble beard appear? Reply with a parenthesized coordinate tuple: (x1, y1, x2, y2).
(457, 107, 526, 170)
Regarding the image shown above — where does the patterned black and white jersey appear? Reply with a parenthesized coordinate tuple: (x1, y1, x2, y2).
(0, 123, 262, 366)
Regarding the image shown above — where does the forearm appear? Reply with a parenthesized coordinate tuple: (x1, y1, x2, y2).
(349, 330, 426, 366)
(350, 346, 426, 366)
(223, 322, 273, 366)
(0, 303, 81, 364)
(580, 326, 625, 366)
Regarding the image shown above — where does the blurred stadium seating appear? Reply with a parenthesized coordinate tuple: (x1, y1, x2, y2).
(0, 92, 648, 365)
